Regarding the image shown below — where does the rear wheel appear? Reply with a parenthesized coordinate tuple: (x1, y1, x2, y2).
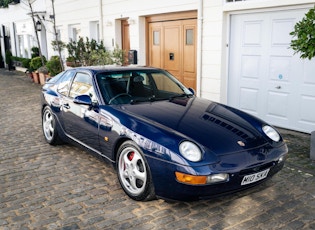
(42, 107, 62, 145)
(117, 141, 155, 201)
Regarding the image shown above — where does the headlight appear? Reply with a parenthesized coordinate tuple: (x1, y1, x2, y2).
(179, 141, 202, 162)
(262, 125, 280, 142)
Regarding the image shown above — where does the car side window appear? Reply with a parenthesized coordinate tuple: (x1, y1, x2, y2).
(57, 70, 75, 96)
(69, 72, 98, 103)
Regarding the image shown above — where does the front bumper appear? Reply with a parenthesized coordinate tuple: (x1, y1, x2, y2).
(156, 159, 285, 201)
(146, 143, 288, 201)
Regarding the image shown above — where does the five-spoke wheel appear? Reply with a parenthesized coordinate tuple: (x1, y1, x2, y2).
(42, 107, 61, 145)
(117, 141, 155, 201)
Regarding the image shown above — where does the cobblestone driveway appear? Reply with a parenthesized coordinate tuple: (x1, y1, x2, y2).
(1, 70, 315, 230)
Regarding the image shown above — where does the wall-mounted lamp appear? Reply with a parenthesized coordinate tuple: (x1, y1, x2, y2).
(35, 21, 42, 31)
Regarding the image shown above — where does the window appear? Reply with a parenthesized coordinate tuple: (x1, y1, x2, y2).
(90, 21, 100, 42)
(69, 73, 97, 102)
(151, 73, 182, 94)
(153, 31, 160, 45)
(57, 71, 75, 96)
(68, 24, 80, 42)
(186, 29, 194, 45)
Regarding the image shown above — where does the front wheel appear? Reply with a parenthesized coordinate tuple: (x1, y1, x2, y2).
(117, 141, 155, 201)
(42, 106, 62, 145)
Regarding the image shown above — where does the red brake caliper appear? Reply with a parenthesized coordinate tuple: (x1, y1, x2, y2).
(128, 151, 135, 161)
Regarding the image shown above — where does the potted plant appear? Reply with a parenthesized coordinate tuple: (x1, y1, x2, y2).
(65, 56, 76, 67)
(30, 56, 43, 83)
(46, 56, 62, 76)
(31, 47, 40, 58)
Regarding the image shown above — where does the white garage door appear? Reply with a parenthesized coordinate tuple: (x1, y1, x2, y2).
(228, 9, 315, 134)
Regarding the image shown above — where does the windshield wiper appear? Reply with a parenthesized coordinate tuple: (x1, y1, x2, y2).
(169, 93, 192, 101)
(130, 97, 156, 104)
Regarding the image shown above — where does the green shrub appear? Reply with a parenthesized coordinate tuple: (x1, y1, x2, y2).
(5, 50, 12, 65)
(11, 56, 31, 68)
(0, 0, 15, 8)
(290, 5, 315, 60)
(30, 56, 46, 71)
(21, 58, 31, 68)
(31, 47, 40, 59)
(46, 56, 62, 76)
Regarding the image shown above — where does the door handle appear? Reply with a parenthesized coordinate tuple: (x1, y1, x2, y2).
(275, 86, 281, 89)
(169, 53, 174, 60)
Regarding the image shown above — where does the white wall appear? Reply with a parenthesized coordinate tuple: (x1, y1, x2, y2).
(200, 0, 224, 102)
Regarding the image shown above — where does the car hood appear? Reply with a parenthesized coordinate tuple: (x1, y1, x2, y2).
(118, 97, 269, 155)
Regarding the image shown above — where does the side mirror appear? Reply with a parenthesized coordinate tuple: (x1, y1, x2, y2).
(188, 88, 195, 95)
(73, 95, 92, 106)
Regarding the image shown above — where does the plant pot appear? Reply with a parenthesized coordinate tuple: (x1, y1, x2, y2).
(32, 72, 39, 84)
(66, 61, 75, 67)
(27, 72, 33, 79)
(39, 73, 46, 85)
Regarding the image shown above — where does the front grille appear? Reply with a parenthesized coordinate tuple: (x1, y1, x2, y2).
(239, 162, 275, 176)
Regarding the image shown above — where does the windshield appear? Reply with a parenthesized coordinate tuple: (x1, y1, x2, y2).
(96, 69, 193, 105)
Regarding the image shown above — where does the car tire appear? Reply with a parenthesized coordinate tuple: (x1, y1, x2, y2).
(42, 106, 62, 145)
(117, 140, 155, 201)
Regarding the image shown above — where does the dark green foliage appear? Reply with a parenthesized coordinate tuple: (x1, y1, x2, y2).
(66, 37, 108, 66)
(290, 6, 315, 60)
(51, 40, 66, 52)
(46, 56, 62, 76)
(11, 56, 31, 68)
(31, 47, 40, 59)
(65, 37, 124, 66)
(30, 56, 46, 71)
(5, 50, 12, 65)
(0, 0, 15, 8)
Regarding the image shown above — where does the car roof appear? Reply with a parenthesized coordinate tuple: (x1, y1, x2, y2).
(73, 66, 160, 75)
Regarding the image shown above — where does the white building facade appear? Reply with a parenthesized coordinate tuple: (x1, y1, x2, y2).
(1, 0, 314, 133)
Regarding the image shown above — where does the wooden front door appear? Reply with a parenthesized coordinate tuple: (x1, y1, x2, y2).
(121, 20, 130, 65)
(148, 18, 197, 89)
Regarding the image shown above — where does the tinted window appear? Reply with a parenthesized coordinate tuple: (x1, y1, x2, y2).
(96, 69, 191, 104)
(57, 71, 75, 96)
(69, 72, 97, 102)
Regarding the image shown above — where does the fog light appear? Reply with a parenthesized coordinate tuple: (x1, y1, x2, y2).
(175, 172, 229, 185)
(175, 172, 207, 185)
(206, 173, 229, 184)
(278, 155, 286, 163)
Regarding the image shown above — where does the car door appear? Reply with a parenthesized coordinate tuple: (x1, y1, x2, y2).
(61, 71, 101, 151)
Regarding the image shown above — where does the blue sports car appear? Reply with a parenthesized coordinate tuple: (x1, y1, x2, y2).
(41, 66, 288, 201)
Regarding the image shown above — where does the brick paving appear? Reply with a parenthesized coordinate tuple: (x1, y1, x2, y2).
(0, 69, 315, 230)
